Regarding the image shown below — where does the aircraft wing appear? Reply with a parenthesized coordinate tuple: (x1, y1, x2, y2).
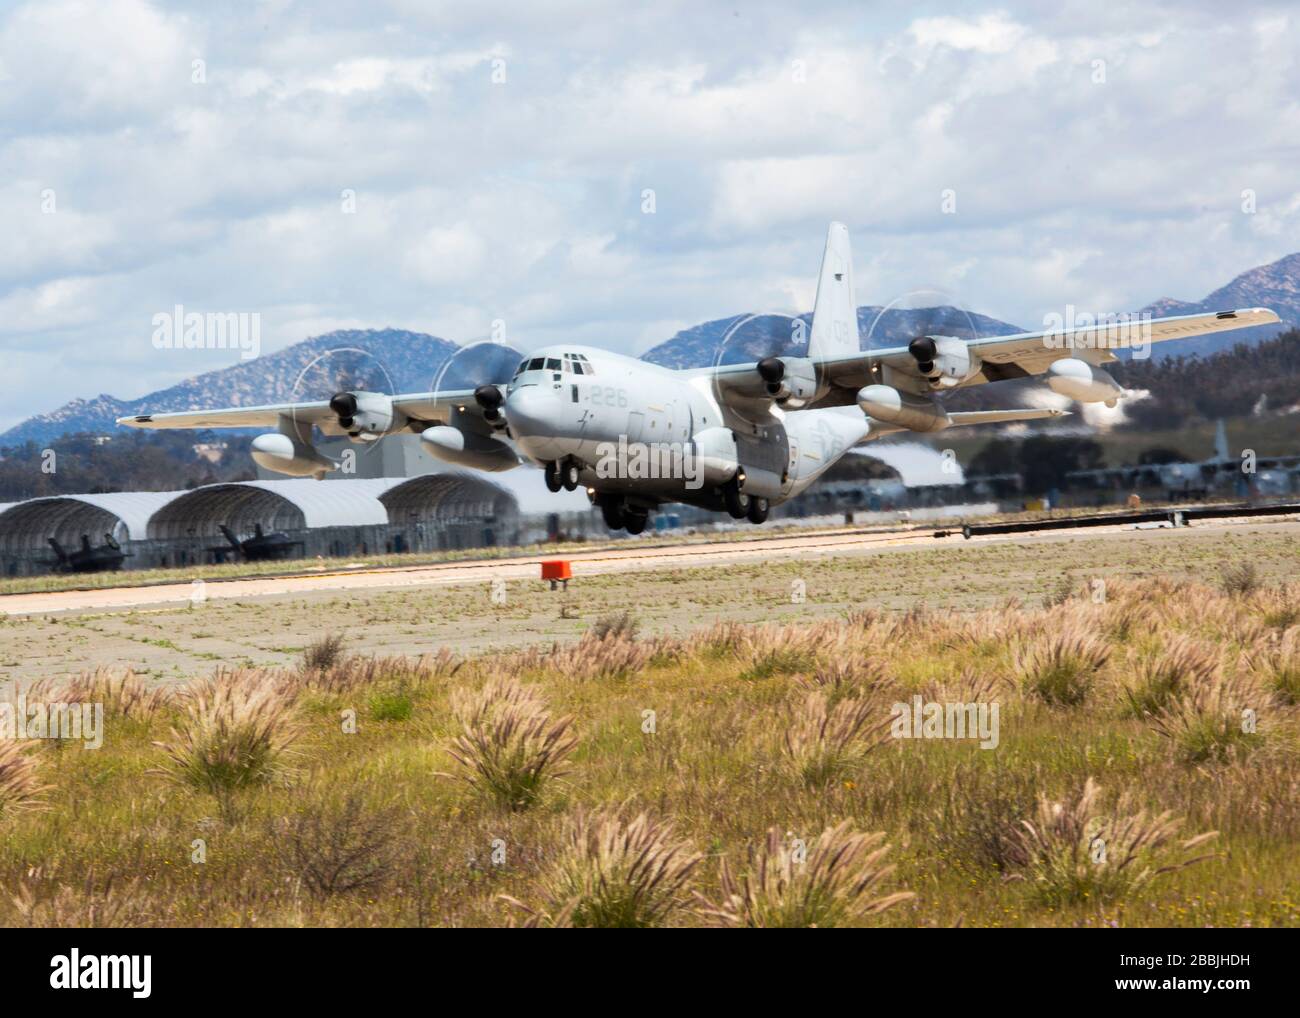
(694, 307, 1280, 409)
(818, 307, 1281, 396)
(117, 389, 483, 434)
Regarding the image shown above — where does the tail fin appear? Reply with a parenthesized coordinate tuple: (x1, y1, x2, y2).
(808, 221, 860, 359)
(219, 525, 242, 551)
(1213, 419, 1229, 462)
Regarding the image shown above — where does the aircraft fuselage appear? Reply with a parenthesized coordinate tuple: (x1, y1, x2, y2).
(500, 344, 869, 512)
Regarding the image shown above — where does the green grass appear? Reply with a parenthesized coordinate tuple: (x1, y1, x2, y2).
(2, 564, 1297, 927)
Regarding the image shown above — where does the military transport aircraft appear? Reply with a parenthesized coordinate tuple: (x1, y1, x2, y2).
(119, 224, 1279, 534)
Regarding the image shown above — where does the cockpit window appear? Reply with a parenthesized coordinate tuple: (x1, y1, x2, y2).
(528, 357, 544, 371)
(545, 357, 561, 371)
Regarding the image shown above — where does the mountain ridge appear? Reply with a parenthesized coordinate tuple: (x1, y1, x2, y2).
(5, 251, 1297, 446)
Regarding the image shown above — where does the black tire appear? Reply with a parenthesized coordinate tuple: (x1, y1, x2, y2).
(723, 480, 749, 519)
(544, 461, 562, 492)
(624, 511, 648, 535)
(747, 496, 769, 524)
(562, 460, 581, 491)
(599, 497, 624, 530)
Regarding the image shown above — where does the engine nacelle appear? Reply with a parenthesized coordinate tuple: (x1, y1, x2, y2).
(329, 391, 406, 442)
(856, 384, 952, 432)
(250, 432, 337, 478)
(1046, 358, 1124, 407)
(420, 425, 519, 472)
(692, 426, 740, 486)
(757, 356, 817, 409)
(908, 335, 981, 389)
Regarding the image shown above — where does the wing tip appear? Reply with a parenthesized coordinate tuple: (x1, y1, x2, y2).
(1226, 307, 1281, 323)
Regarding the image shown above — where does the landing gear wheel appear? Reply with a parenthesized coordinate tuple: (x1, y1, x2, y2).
(544, 461, 562, 493)
(561, 459, 581, 491)
(747, 496, 769, 524)
(599, 496, 624, 531)
(624, 511, 648, 535)
(723, 478, 750, 519)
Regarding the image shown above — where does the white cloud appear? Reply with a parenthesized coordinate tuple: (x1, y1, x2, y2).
(1, 0, 1298, 432)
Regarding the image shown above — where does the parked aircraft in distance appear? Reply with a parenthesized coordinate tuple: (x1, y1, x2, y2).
(120, 224, 1279, 533)
(46, 533, 128, 573)
(216, 523, 305, 563)
(1069, 419, 1300, 500)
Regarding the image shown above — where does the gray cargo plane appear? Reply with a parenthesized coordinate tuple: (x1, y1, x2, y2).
(119, 224, 1279, 533)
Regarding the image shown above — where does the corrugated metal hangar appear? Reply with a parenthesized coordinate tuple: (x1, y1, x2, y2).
(0, 474, 519, 576)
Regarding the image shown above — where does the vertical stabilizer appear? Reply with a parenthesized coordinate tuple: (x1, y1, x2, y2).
(1213, 419, 1229, 462)
(808, 221, 860, 359)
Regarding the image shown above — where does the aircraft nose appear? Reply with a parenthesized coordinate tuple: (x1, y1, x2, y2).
(504, 384, 561, 434)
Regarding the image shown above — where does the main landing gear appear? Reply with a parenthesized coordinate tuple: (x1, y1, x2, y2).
(594, 492, 648, 535)
(544, 458, 582, 492)
(723, 477, 769, 524)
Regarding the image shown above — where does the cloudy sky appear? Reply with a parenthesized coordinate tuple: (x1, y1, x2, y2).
(2, 0, 1298, 430)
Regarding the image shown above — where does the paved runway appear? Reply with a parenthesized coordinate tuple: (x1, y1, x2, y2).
(1, 514, 1292, 616)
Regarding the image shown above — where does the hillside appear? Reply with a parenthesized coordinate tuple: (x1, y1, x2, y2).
(640, 306, 1023, 367)
(1137, 252, 1300, 359)
(2, 330, 520, 447)
(3, 250, 1298, 448)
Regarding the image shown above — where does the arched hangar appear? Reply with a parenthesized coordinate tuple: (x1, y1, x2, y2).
(0, 475, 518, 575)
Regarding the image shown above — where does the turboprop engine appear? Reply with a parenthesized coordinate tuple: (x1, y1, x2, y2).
(856, 384, 952, 432)
(907, 335, 981, 389)
(419, 425, 519, 471)
(1045, 358, 1123, 407)
(328, 391, 406, 442)
(250, 432, 336, 478)
(756, 356, 818, 409)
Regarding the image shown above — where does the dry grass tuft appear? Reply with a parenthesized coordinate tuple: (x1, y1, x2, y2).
(697, 821, 913, 927)
(443, 676, 577, 810)
(781, 691, 891, 787)
(735, 621, 848, 681)
(1009, 778, 1218, 906)
(50, 668, 172, 721)
(296, 648, 461, 695)
(0, 741, 51, 819)
(154, 670, 298, 800)
(500, 630, 656, 682)
(588, 610, 639, 640)
(1148, 671, 1269, 764)
(1120, 635, 1222, 718)
(10, 868, 151, 928)
(302, 632, 348, 671)
(1243, 627, 1300, 705)
(794, 655, 890, 705)
(1013, 618, 1110, 705)
(1248, 584, 1300, 631)
(505, 809, 700, 927)
(923, 668, 1000, 707)
(1218, 560, 1262, 597)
